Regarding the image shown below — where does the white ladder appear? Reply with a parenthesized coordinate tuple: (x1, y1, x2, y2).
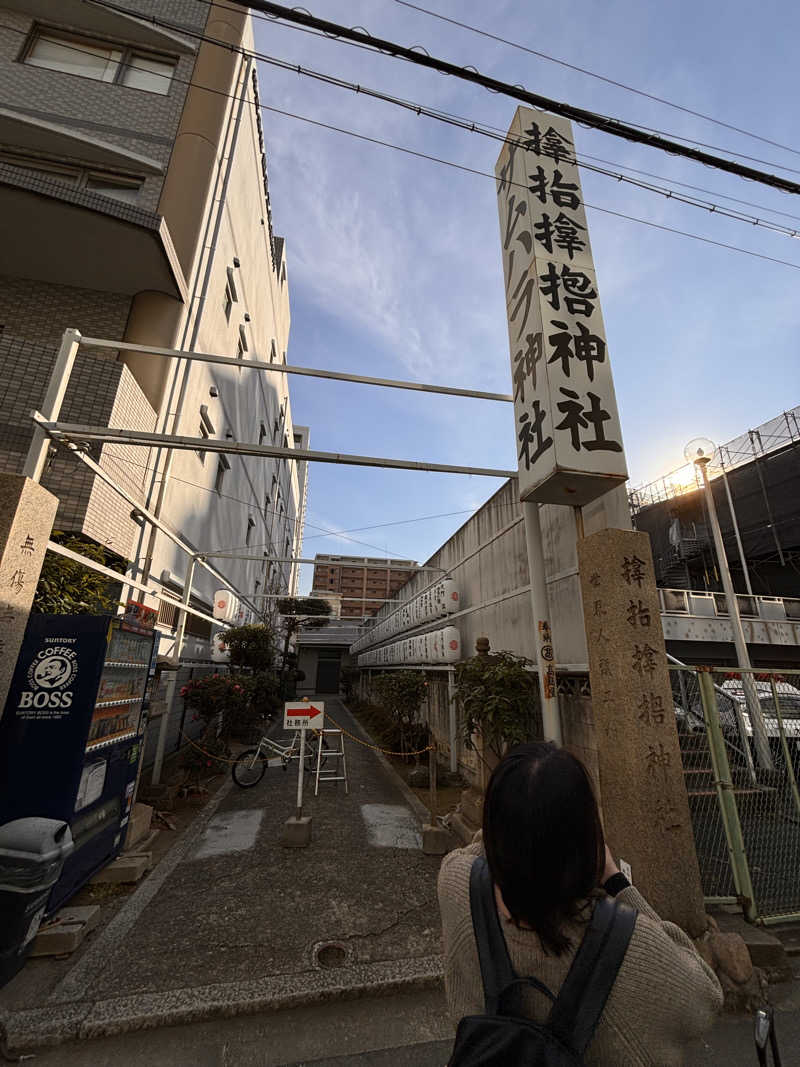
(314, 728, 349, 796)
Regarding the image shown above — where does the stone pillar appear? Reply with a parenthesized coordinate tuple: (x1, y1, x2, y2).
(0, 475, 59, 718)
(577, 527, 705, 936)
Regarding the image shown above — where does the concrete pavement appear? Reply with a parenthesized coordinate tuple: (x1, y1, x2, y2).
(11, 987, 453, 1065)
(1, 699, 446, 1057)
(3, 695, 799, 1065)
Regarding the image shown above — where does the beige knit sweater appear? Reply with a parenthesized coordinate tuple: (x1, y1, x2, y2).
(438, 838, 723, 1065)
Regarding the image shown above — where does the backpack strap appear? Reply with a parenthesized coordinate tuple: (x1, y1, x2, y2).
(469, 855, 515, 1015)
(547, 894, 637, 1057)
(469, 855, 556, 1015)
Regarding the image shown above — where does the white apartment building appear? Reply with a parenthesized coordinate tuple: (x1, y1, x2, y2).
(0, 0, 307, 661)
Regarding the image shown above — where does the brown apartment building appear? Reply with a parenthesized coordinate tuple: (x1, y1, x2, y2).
(311, 554, 417, 619)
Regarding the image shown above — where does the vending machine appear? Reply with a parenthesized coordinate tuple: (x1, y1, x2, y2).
(0, 609, 155, 913)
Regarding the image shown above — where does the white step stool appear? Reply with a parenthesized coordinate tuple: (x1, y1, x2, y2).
(314, 728, 349, 796)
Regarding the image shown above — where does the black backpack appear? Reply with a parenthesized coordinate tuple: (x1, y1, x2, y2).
(448, 856, 637, 1066)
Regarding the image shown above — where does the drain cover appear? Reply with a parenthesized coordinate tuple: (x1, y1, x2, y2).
(314, 942, 347, 968)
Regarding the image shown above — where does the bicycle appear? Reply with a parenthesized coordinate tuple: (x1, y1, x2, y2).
(231, 728, 330, 788)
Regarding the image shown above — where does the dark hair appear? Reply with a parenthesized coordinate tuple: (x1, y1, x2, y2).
(482, 742, 605, 956)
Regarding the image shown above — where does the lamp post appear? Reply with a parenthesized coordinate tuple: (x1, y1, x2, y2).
(685, 439, 772, 771)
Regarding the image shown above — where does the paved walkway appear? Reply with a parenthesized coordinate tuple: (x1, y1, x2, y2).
(3, 696, 798, 1064)
(1, 699, 445, 1055)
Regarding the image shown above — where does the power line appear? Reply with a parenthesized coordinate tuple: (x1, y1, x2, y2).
(193, 0, 800, 217)
(215, 0, 800, 195)
(251, 100, 800, 270)
(578, 155, 800, 226)
(12, 13, 800, 256)
(82, 440, 518, 558)
(389, 0, 800, 161)
(197, 0, 800, 226)
(195, 0, 800, 178)
(303, 505, 488, 539)
(75, 4, 800, 247)
(97, 446, 411, 558)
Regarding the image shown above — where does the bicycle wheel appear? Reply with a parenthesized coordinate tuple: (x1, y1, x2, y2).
(232, 747, 266, 787)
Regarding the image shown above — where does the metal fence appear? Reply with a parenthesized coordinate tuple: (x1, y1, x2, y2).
(672, 666, 800, 924)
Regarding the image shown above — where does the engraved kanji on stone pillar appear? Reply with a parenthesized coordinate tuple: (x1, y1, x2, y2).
(0, 475, 59, 718)
(577, 527, 705, 936)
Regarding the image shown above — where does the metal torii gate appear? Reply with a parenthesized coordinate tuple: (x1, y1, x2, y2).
(24, 327, 562, 742)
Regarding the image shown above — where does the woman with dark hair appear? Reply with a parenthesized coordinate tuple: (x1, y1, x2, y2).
(438, 742, 722, 1064)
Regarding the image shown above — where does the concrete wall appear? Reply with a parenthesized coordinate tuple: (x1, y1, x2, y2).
(148, 27, 301, 648)
(0, 3, 306, 657)
(355, 479, 632, 782)
(0, 334, 156, 556)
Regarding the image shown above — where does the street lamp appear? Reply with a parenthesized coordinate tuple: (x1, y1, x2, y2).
(684, 439, 772, 771)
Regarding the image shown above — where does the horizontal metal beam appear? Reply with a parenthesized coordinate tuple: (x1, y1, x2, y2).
(78, 336, 513, 404)
(250, 593, 402, 602)
(47, 541, 219, 627)
(35, 415, 516, 480)
(44, 430, 261, 618)
(200, 552, 445, 572)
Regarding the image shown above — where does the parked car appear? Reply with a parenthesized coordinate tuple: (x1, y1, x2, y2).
(718, 678, 800, 770)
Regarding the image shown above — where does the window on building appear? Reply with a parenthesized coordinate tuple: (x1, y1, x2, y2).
(84, 173, 141, 202)
(259, 422, 267, 445)
(223, 265, 239, 322)
(236, 334, 245, 365)
(120, 52, 175, 93)
(23, 30, 176, 94)
(270, 340, 277, 364)
(197, 422, 209, 463)
(0, 152, 143, 203)
(214, 455, 230, 494)
(245, 515, 256, 547)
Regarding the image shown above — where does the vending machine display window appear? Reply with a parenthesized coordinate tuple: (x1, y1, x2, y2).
(0, 613, 155, 912)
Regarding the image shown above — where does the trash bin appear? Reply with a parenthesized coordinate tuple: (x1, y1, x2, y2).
(0, 817, 74, 988)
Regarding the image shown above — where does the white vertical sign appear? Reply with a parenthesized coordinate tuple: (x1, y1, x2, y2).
(496, 108, 628, 506)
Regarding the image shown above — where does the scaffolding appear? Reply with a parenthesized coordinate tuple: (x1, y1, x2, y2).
(628, 406, 800, 513)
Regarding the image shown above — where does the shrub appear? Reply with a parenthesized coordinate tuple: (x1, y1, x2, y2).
(372, 671, 429, 761)
(221, 623, 276, 671)
(33, 531, 125, 614)
(454, 651, 541, 762)
(181, 673, 250, 741)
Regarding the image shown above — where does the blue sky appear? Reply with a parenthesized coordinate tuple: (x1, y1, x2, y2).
(252, 1, 800, 594)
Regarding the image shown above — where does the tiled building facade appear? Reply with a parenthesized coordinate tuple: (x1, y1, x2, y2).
(311, 555, 418, 619)
(0, 0, 307, 658)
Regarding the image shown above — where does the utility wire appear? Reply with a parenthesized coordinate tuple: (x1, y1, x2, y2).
(17, 13, 800, 253)
(389, 0, 800, 161)
(213, 0, 800, 195)
(194, 0, 800, 177)
(96, 446, 412, 558)
(577, 155, 800, 226)
(249, 101, 800, 270)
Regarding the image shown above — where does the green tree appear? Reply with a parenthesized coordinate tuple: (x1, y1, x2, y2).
(276, 596, 332, 673)
(372, 671, 428, 761)
(33, 531, 125, 615)
(221, 622, 275, 671)
(454, 650, 541, 762)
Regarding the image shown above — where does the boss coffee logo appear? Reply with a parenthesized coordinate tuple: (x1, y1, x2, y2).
(19, 642, 78, 709)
